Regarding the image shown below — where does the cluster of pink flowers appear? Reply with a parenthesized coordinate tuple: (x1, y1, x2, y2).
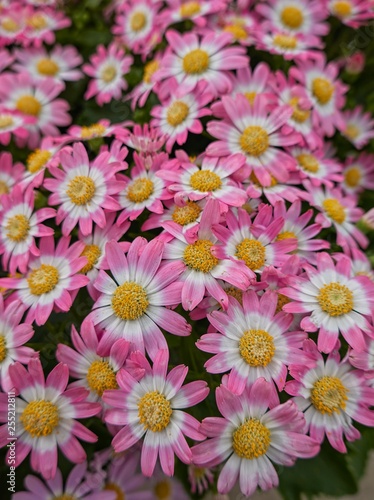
(1, 0, 374, 498)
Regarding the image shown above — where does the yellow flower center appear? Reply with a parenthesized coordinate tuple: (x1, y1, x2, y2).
(27, 13, 48, 30)
(27, 264, 59, 296)
(332, 1, 352, 18)
(184, 239, 218, 273)
(80, 123, 107, 139)
(5, 214, 30, 242)
(236, 239, 266, 271)
(296, 153, 319, 173)
(244, 91, 257, 104)
(104, 483, 124, 500)
(312, 77, 335, 105)
(127, 177, 154, 203)
(0, 115, 13, 129)
(180, 1, 201, 17)
(344, 166, 361, 188)
(172, 201, 201, 226)
(344, 123, 359, 140)
(239, 329, 275, 367)
(276, 293, 290, 313)
(322, 198, 346, 224)
(289, 97, 311, 123)
(54, 495, 76, 500)
(86, 360, 118, 396)
(311, 376, 348, 414)
(154, 480, 171, 500)
(80, 244, 101, 273)
(131, 11, 146, 32)
(249, 171, 278, 188)
(138, 391, 172, 432)
(101, 65, 117, 83)
(232, 418, 271, 459)
(223, 24, 248, 40)
(0, 335, 7, 363)
(276, 230, 297, 241)
(16, 95, 41, 117)
(0, 181, 9, 195)
(112, 282, 149, 320)
(317, 282, 353, 316)
(240, 126, 269, 157)
(1, 17, 19, 32)
(27, 149, 52, 174)
(37, 58, 59, 76)
(20, 400, 59, 437)
(183, 49, 209, 75)
(143, 60, 159, 84)
(166, 101, 190, 127)
(66, 176, 95, 205)
(190, 170, 222, 192)
(273, 34, 298, 49)
(225, 286, 243, 305)
(281, 6, 304, 28)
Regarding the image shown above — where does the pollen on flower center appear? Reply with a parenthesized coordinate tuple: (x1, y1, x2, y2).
(27, 264, 59, 295)
(236, 239, 266, 271)
(27, 13, 48, 30)
(143, 60, 159, 83)
(190, 170, 222, 192)
(223, 24, 248, 40)
(166, 100, 190, 127)
(112, 282, 149, 320)
(104, 483, 124, 500)
(183, 49, 209, 75)
(0, 115, 13, 129)
(80, 123, 107, 139)
(27, 149, 52, 174)
(244, 91, 257, 104)
(37, 58, 59, 76)
(232, 418, 271, 459)
(281, 6, 304, 29)
(138, 391, 172, 432)
(5, 214, 30, 242)
(273, 34, 298, 49)
(101, 65, 117, 83)
(240, 126, 269, 157)
(127, 177, 154, 203)
(66, 175, 96, 205)
(20, 400, 59, 437)
(318, 282, 353, 316)
(184, 239, 219, 273)
(312, 77, 335, 105)
(1, 18, 19, 32)
(0, 181, 9, 195)
(276, 230, 297, 241)
(289, 97, 311, 123)
(131, 11, 146, 32)
(16, 95, 41, 116)
(344, 166, 361, 188)
(180, 1, 201, 17)
(332, 1, 352, 18)
(311, 376, 348, 414)
(0, 336, 7, 363)
(345, 123, 359, 140)
(322, 198, 346, 224)
(54, 495, 76, 500)
(239, 329, 275, 367)
(276, 293, 290, 313)
(296, 153, 320, 173)
(172, 201, 201, 226)
(225, 286, 243, 305)
(80, 244, 101, 273)
(154, 480, 171, 500)
(86, 360, 118, 396)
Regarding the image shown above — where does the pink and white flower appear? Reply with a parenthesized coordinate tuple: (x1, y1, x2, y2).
(289, 146, 343, 186)
(327, 0, 374, 27)
(341, 106, 374, 149)
(342, 153, 374, 194)
(0, 152, 24, 198)
(22, 7, 71, 47)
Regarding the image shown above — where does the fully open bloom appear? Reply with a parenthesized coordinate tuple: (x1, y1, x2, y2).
(192, 378, 319, 497)
(342, 153, 374, 195)
(341, 106, 374, 149)
(0, 358, 101, 480)
(104, 349, 209, 477)
(327, 0, 374, 28)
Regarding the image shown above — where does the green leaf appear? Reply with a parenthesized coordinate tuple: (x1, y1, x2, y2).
(345, 426, 374, 482)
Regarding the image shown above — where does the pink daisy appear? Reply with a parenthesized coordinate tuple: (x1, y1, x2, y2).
(155, 30, 249, 96)
(88, 238, 191, 360)
(341, 106, 374, 149)
(197, 290, 309, 396)
(342, 153, 374, 195)
(289, 146, 343, 187)
(228, 64, 273, 106)
(286, 339, 374, 452)
(66, 119, 131, 142)
(0, 108, 33, 146)
(0, 235, 89, 326)
(161, 0, 226, 28)
(22, 7, 71, 47)
(0, 152, 25, 198)
(103, 349, 209, 477)
(255, 29, 322, 61)
(0, 185, 55, 274)
(280, 252, 374, 352)
(0, 296, 35, 392)
(206, 94, 300, 187)
(0, 358, 101, 480)
(127, 55, 163, 110)
(0, 6, 27, 46)
(121, 123, 166, 156)
(188, 464, 214, 495)
(192, 378, 319, 497)
(349, 337, 374, 376)
(44, 142, 123, 236)
(83, 42, 133, 106)
(327, 0, 374, 27)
